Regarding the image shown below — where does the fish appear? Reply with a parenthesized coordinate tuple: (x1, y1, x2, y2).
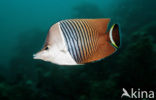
(33, 18, 120, 65)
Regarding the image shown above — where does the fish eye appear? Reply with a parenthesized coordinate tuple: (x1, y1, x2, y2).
(45, 46, 49, 50)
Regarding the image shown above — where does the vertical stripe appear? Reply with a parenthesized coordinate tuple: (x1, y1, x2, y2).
(79, 20, 92, 56)
(85, 21, 97, 53)
(81, 20, 93, 55)
(83, 20, 95, 53)
(64, 20, 81, 63)
(62, 21, 79, 62)
(75, 20, 88, 59)
(68, 20, 83, 62)
(59, 19, 98, 63)
(60, 22, 77, 61)
(72, 20, 86, 61)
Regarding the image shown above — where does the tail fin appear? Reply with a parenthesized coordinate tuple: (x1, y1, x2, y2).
(108, 24, 120, 48)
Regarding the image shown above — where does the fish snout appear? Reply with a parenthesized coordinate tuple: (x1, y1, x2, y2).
(33, 51, 44, 60)
(33, 50, 50, 61)
(33, 53, 40, 59)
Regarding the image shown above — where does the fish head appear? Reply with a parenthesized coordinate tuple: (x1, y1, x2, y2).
(33, 23, 77, 65)
(33, 44, 68, 64)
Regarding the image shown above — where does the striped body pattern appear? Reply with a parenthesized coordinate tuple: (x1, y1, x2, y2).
(59, 19, 98, 64)
(33, 18, 120, 65)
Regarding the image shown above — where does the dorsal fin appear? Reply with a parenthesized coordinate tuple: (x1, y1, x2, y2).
(82, 18, 110, 35)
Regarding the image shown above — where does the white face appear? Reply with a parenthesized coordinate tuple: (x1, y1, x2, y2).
(33, 23, 77, 65)
(33, 43, 77, 65)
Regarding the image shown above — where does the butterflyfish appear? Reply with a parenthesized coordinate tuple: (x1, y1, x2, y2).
(33, 19, 120, 65)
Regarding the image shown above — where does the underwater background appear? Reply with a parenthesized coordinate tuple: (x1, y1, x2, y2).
(0, 0, 156, 100)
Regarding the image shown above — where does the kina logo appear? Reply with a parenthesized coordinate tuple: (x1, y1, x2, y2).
(121, 88, 155, 99)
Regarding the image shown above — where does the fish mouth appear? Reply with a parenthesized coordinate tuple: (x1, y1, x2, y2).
(33, 53, 49, 62)
(33, 53, 40, 59)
